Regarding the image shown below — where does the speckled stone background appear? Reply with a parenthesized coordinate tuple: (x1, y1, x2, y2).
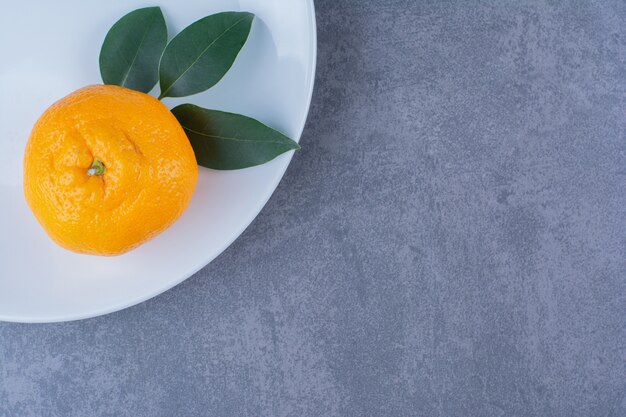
(1, 1, 625, 416)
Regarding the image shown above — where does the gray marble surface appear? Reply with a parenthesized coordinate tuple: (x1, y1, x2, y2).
(2, 1, 625, 416)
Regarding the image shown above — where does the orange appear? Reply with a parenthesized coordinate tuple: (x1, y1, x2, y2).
(23, 84, 198, 256)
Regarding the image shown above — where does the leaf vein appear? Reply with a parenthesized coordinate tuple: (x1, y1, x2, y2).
(182, 126, 292, 145)
(119, 13, 155, 87)
(160, 15, 249, 98)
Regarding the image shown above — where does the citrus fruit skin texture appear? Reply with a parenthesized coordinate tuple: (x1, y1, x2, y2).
(23, 84, 198, 256)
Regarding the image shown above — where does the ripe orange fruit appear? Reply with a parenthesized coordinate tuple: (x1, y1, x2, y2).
(23, 84, 198, 256)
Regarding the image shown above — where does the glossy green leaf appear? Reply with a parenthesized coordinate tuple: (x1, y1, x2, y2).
(158, 12, 254, 99)
(99, 7, 167, 93)
(171, 104, 300, 170)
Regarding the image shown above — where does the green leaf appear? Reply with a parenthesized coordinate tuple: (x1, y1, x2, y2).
(158, 12, 254, 99)
(171, 104, 300, 170)
(99, 7, 167, 93)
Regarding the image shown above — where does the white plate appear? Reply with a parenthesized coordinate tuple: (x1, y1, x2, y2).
(0, 0, 316, 322)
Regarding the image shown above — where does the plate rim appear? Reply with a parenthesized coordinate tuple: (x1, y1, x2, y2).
(0, 0, 317, 323)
